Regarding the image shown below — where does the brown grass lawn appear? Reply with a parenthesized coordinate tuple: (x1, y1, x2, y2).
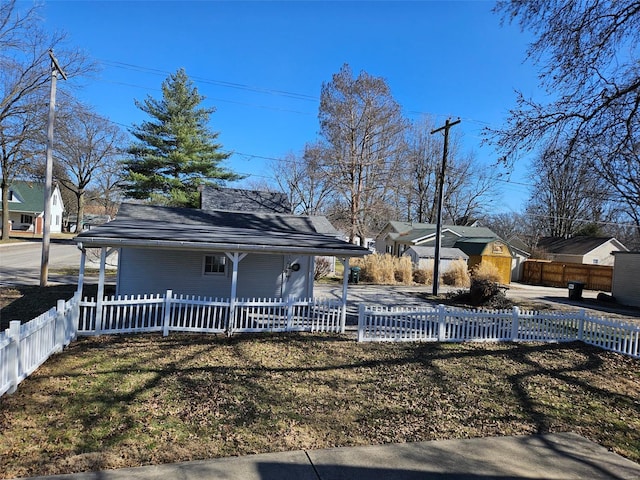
(0, 333, 639, 478)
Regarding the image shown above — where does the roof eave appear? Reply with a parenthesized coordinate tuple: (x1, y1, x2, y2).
(75, 237, 370, 257)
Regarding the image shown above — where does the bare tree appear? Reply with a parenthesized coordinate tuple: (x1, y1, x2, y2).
(319, 64, 406, 244)
(272, 142, 335, 216)
(400, 117, 500, 225)
(400, 117, 442, 223)
(0, 0, 92, 239)
(52, 100, 126, 230)
(525, 143, 613, 238)
(489, 0, 640, 240)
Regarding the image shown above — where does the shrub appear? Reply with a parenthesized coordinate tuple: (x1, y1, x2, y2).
(352, 254, 412, 285)
(471, 261, 502, 283)
(413, 267, 433, 285)
(394, 256, 413, 285)
(442, 258, 470, 287)
(314, 257, 333, 280)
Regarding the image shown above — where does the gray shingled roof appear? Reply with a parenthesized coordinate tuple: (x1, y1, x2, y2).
(406, 246, 468, 260)
(76, 203, 369, 256)
(537, 236, 625, 255)
(200, 186, 291, 213)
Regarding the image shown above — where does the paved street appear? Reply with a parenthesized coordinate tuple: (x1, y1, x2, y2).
(0, 240, 100, 286)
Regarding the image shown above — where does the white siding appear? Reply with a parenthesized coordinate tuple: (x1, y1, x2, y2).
(117, 248, 312, 299)
(612, 253, 640, 307)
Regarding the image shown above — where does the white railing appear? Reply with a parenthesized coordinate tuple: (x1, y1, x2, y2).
(358, 304, 640, 358)
(0, 293, 80, 397)
(78, 290, 345, 336)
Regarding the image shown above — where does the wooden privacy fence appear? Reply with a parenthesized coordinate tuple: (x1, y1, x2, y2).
(77, 290, 345, 336)
(358, 304, 640, 358)
(0, 293, 80, 396)
(522, 260, 613, 291)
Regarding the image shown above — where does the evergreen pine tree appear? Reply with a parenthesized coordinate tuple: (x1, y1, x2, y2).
(122, 68, 240, 207)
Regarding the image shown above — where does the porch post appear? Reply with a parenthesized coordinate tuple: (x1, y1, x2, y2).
(76, 245, 86, 297)
(95, 247, 107, 333)
(225, 252, 247, 335)
(307, 256, 315, 299)
(340, 257, 350, 332)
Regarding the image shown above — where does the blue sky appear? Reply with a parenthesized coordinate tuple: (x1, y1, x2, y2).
(39, 0, 539, 212)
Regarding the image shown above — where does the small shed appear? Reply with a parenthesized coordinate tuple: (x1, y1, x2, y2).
(611, 251, 640, 307)
(403, 246, 468, 272)
(455, 238, 513, 285)
(75, 203, 370, 306)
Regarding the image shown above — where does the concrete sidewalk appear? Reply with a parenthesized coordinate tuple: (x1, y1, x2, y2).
(20, 433, 640, 480)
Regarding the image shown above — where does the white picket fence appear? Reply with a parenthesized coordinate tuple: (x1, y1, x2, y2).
(77, 290, 345, 336)
(0, 293, 81, 397)
(358, 304, 640, 358)
(3, 291, 640, 398)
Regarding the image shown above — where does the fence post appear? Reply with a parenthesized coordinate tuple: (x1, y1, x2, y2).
(7, 321, 20, 394)
(577, 309, 585, 341)
(162, 290, 173, 337)
(437, 304, 446, 342)
(54, 299, 66, 353)
(511, 306, 520, 341)
(71, 292, 80, 341)
(357, 304, 365, 342)
(286, 296, 294, 332)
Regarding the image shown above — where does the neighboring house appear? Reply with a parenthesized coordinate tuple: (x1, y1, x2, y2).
(200, 185, 292, 213)
(375, 221, 498, 257)
(403, 246, 469, 272)
(75, 202, 370, 301)
(376, 221, 513, 284)
(0, 180, 64, 234)
(611, 251, 640, 307)
(536, 236, 628, 266)
(506, 236, 532, 282)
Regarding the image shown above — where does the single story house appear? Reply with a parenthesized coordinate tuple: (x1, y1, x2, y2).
(375, 221, 512, 283)
(403, 246, 469, 271)
(611, 251, 640, 307)
(75, 202, 370, 307)
(375, 221, 499, 257)
(536, 236, 628, 266)
(0, 180, 64, 233)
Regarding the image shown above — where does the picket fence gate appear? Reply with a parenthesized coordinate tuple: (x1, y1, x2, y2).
(0, 293, 81, 397)
(358, 304, 640, 358)
(77, 290, 345, 336)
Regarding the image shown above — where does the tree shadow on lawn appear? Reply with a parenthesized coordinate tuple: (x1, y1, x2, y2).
(0, 283, 116, 329)
(2, 334, 638, 477)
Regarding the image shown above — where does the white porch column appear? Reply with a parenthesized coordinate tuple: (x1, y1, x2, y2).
(340, 257, 350, 332)
(225, 252, 247, 335)
(307, 256, 315, 298)
(76, 245, 86, 297)
(95, 246, 107, 333)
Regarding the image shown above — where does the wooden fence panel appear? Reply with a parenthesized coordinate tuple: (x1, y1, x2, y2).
(522, 260, 612, 291)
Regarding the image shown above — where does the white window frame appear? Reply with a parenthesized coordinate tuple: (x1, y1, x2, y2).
(203, 254, 226, 275)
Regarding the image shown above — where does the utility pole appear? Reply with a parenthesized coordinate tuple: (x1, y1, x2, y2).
(430, 118, 460, 296)
(40, 50, 67, 287)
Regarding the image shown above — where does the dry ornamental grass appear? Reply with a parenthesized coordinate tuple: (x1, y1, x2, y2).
(0, 333, 638, 478)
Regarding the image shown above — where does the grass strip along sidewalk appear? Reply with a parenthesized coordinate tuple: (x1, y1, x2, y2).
(0, 333, 639, 478)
